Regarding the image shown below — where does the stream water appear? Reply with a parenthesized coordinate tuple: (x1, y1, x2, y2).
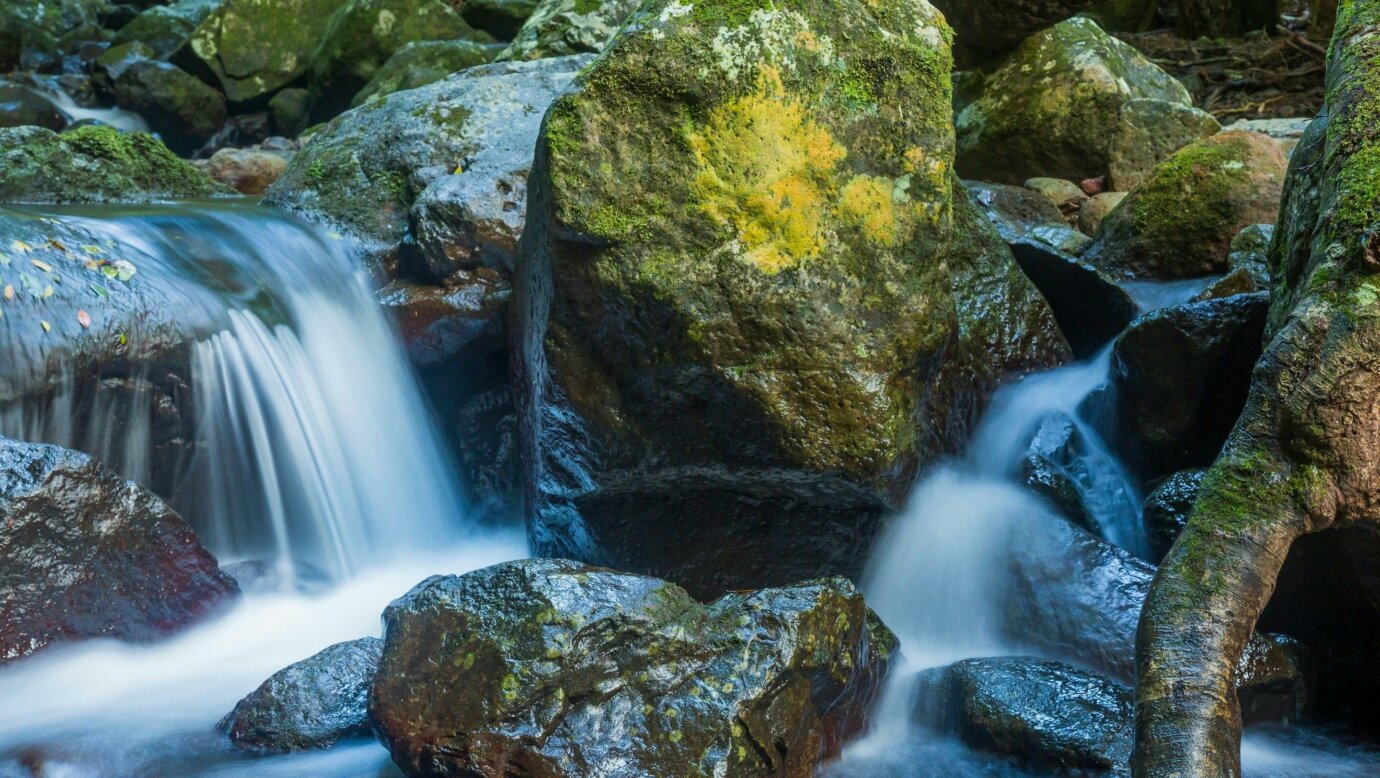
(0, 203, 1377, 776)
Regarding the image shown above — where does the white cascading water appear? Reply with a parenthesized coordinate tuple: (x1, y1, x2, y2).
(0, 204, 525, 776)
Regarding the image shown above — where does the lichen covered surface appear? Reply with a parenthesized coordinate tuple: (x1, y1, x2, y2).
(515, 0, 1065, 595)
(370, 559, 896, 778)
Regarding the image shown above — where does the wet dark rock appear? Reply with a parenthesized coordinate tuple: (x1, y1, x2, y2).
(1018, 413, 1097, 533)
(222, 637, 382, 752)
(1236, 634, 1314, 725)
(268, 88, 311, 138)
(1008, 238, 1139, 359)
(913, 657, 1132, 776)
(1111, 293, 1270, 478)
(91, 41, 155, 88)
(110, 59, 227, 155)
(0, 436, 239, 665)
(0, 84, 67, 131)
(964, 180, 1068, 246)
(370, 559, 896, 778)
(1142, 468, 1206, 562)
(453, 383, 520, 524)
(379, 272, 510, 368)
(0, 0, 108, 72)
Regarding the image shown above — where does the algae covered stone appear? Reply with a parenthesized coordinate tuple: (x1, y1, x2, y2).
(1086, 131, 1288, 279)
(497, 0, 641, 61)
(1107, 98, 1221, 192)
(351, 39, 504, 108)
(307, 0, 496, 120)
(267, 56, 588, 276)
(370, 559, 896, 778)
(515, 0, 1066, 596)
(0, 125, 228, 203)
(955, 17, 1191, 185)
(187, 0, 342, 105)
(114, 0, 225, 60)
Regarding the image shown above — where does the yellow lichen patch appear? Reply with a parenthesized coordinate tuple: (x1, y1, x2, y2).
(839, 175, 900, 246)
(689, 67, 846, 273)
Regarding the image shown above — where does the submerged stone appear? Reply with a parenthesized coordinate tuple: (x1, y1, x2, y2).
(223, 637, 382, 752)
(370, 559, 896, 778)
(955, 18, 1190, 185)
(0, 436, 239, 665)
(516, 0, 1066, 597)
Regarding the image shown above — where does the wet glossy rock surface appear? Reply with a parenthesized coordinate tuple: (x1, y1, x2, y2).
(222, 637, 383, 752)
(0, 436, 239, 664)
(371, 559, 896, 778)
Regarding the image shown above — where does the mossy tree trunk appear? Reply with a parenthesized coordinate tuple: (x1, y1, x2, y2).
(1134, 2, 1380, 776)
(1177, 0, 1278, 36)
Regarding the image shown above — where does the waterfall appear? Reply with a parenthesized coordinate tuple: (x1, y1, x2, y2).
(0, 203, 525, 776)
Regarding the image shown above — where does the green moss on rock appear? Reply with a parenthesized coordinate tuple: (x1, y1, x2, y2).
(187, 0, 343, 105)
(351, 39, 505, 107)
(497, 0, 643, 61)
(1087, 131, 1288, 279)
(955, 17, 1191, 184)
(0, 125, 230, 203)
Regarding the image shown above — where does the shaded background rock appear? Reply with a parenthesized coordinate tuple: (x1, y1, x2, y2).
(1008, 238, 1138, 359)
(498, 0, 641, 62)
(0, 436, 239, 664)
(1107, 99, 1221, 192)
(1085, 131, 1288, 279)
(350, 40, 503, 108)
(370, 559, 896, 778)
(955, 18, 1192, 185)
(1142, 468, 1207, 562)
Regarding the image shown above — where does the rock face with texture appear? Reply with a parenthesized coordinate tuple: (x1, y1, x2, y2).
(0, 0, 107, 70)
(965, 180, 1068, 244)
(110, 60, 228, 154)
(370, 559, 896, 778)
(0, 125, 228, 203)
(1087, 131, 1288, 279)
(914, 657, 1133, 776)
(223, 637, 382, 752)
(0, 436, 239, 664)
(499, 0, 641, 61)
(0, 84, 67, 131)
(516, 0, 1067, 597)
(1108, 99, 1221, 192)
(307, 0, 495, 121)
(928, 0, 1104, 60)
(1143, 468, 1206, 561)
(114, 0, 225, 59)
(955, 18, 1191, 185)
(351, 40, 503, 107)
(204, 147, 289, 194)
(186, 0, 342, 105)
(1007, 238, 1138, 359)
(1111, 293, 1269, 478)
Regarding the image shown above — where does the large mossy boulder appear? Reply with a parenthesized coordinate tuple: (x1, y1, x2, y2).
(516, 0, 1067, 597)
(914, 657, 1133, 776)
(307, 0, 496, 121)
(928, 0, 1104, 61)
(350, 40, 504, 108)
(1107, 99, 1221, 193)
(186, 0, 342, 106)
(0, 125, 228, 203)
(223, 637, 382, 752)
(370, 559, 896, 778)
(0, 0, 108, 71)
(1085, 131, 1289, 280)
(0, 436, 239, 664)
(955, 17, 1191, 185)
(497, 0, 641, 61)
(113, 0, 225, 60)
